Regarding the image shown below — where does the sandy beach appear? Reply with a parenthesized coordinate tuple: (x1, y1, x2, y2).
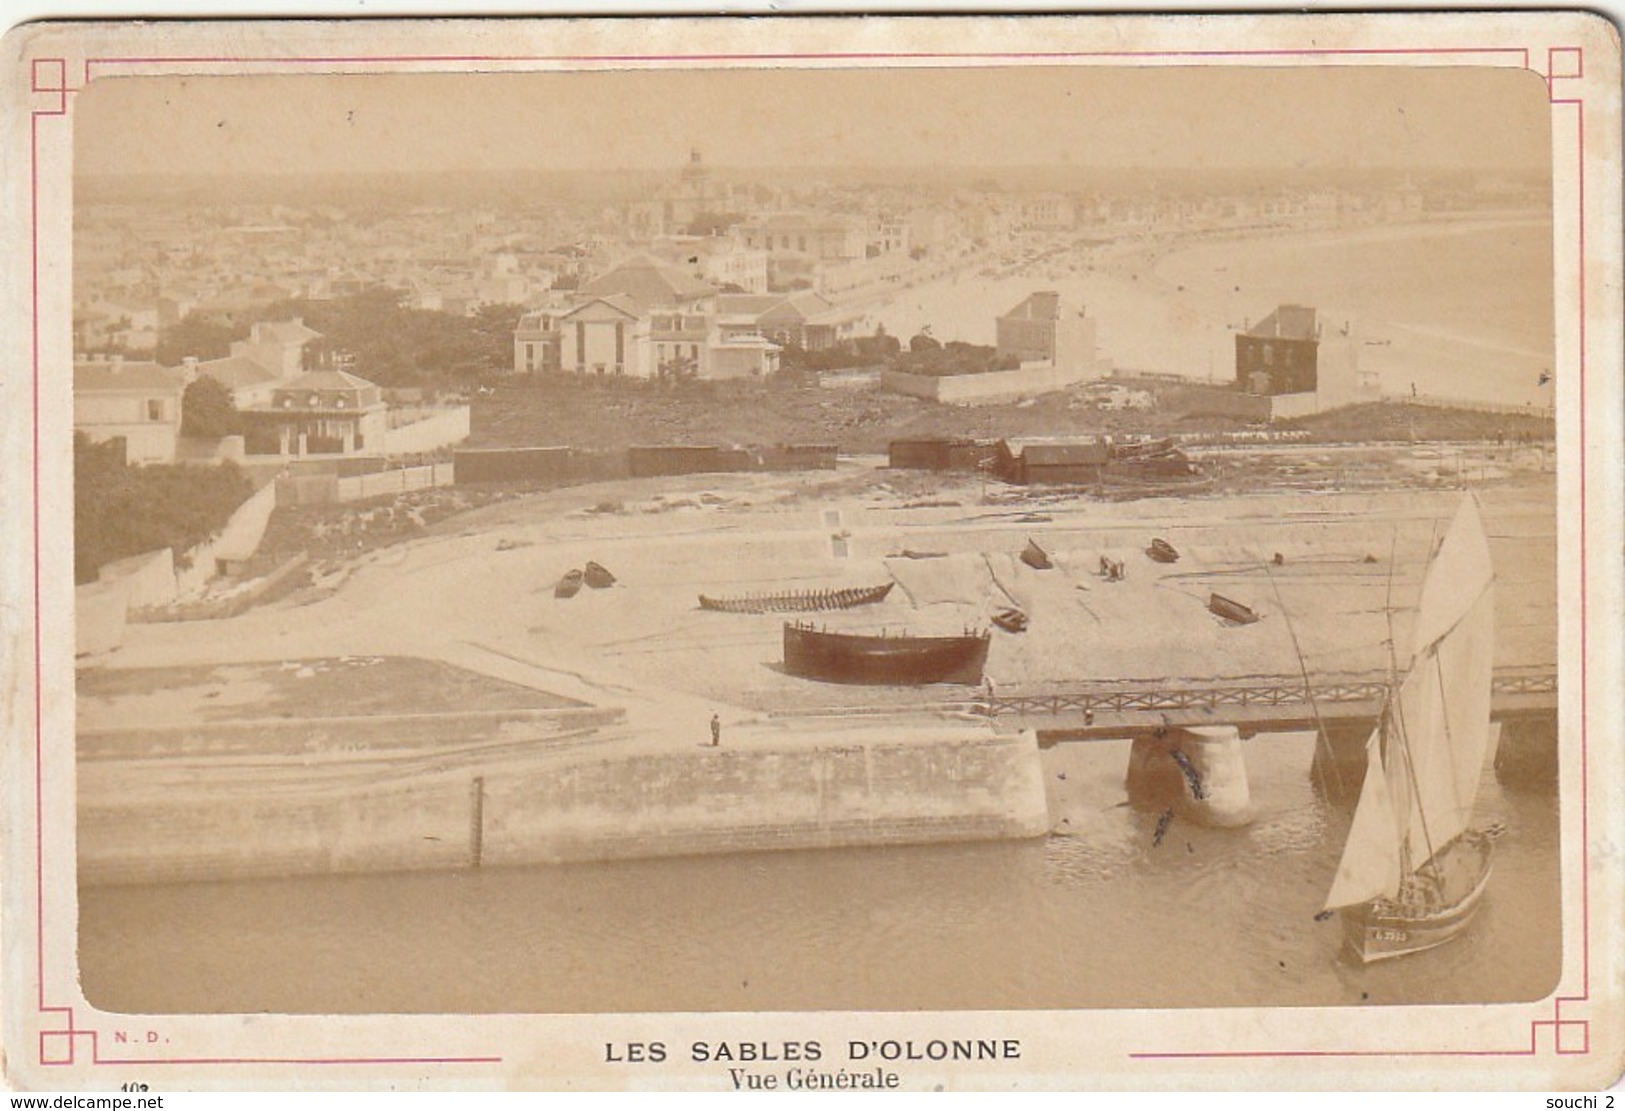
(864, 215, 1554, 410)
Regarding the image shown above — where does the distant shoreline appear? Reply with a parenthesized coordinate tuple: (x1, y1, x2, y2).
(860, 210, 1553, 407)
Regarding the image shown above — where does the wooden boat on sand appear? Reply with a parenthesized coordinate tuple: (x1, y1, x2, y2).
(1208, 593, 1260, 624)
(992, 608, 1029, 633)
(1021, 538, 1053, 570)
(554, 569, 584, 598)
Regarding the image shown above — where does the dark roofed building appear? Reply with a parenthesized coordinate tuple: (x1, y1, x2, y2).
(997, 436, 1110, 484)
(888, 437, 1002, 473)
(1234, 303, 1375, 420)
(1235, 304, 1321, 396)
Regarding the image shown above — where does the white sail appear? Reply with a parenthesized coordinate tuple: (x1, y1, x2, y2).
(1393, 497, 1496, 866)
(1325, 724, 1404, 908)
(1325, 495, 1496, 906)
(1392, 586, 1495, 865)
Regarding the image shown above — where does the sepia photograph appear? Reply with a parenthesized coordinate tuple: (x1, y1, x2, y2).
(4, 11, 1620, 1092)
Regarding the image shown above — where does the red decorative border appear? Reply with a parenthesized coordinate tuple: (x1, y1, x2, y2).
(28, 41, 1592, 1076)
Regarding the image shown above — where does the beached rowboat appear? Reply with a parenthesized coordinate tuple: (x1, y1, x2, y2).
(1147, 538, 1180, 563)
(1208, 593, 1260, 624)
(1021, 538, 1053, 570)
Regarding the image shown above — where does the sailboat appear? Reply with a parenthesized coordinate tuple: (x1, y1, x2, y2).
(1324, 496, 1498, 963)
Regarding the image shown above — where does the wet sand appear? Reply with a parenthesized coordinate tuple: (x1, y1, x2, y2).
(90, 463, 1557, 739)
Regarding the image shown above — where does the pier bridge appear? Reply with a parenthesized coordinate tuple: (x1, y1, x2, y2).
(985, 664, 1557, 744)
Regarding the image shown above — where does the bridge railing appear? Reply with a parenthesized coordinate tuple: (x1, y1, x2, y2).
(986, 667, 1555, 719)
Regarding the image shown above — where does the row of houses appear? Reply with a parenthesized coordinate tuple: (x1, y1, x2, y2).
(74, 317, 467, 466)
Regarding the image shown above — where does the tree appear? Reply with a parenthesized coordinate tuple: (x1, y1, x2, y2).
(155, 314, 245, 366)
(658, 352, 699, 383)
(180, 376, 240, 439)
(73, 433, 253, 584)
(909, 328, 941, 353)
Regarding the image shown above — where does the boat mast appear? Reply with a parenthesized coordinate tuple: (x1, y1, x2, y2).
(1261, 555, 1342, 794)
(1385, 522, 1443, 888)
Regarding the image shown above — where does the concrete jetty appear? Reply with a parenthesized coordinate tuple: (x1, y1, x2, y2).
(78, 711, 1050, 885)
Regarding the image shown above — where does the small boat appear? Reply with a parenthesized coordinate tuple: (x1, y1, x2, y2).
(1323, 496, 1497, 963)
(783, 622, 991, 686)
(699, 582, 894, 615)
(554, 569, 584, 598)
(583, 561, 616, 589)
(892, 549, 947, 560)
(1021, 538, 1054, 570)
(992, 608, 1029, 634)
(1146, 538, 1180, 563)
(1208, 593, 1260, 625)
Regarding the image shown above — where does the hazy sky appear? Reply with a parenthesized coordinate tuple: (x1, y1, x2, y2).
(76, 64, 1551, 176)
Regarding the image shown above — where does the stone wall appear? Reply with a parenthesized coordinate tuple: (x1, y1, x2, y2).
(881, 361, 1100, 406)
(79, 728, 1049, 885)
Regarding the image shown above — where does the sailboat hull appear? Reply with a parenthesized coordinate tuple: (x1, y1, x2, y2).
(1341, 831, 1494, 963)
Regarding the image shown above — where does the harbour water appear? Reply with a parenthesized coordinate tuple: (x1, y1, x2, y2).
(78, 730, 1561, 1015)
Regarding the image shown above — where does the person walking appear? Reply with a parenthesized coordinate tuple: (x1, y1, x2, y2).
(710, 712, 721, 747)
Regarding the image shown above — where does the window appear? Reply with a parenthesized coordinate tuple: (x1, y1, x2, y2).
(145, 398, 164, 421)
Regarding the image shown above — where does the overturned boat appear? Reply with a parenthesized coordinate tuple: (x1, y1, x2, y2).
(1208, 593, 1260, 625)
(699, 582, 894, 615)
(554, 569, 584, 598)
(583, 561, 617, 589)
(1020, 538, 1054, 570)
(783, 622, 991, 686)
(992, 608, 1029, 634)
(1147, 538, 1180, 563)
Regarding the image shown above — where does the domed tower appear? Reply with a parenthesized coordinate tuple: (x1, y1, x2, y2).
(680, 146, 709, 182)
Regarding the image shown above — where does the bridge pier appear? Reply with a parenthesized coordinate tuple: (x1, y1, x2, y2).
(1494, 712, 1559, 789)
(1126, 725, 1254, 828)
(1311, 720, 1375, 805)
